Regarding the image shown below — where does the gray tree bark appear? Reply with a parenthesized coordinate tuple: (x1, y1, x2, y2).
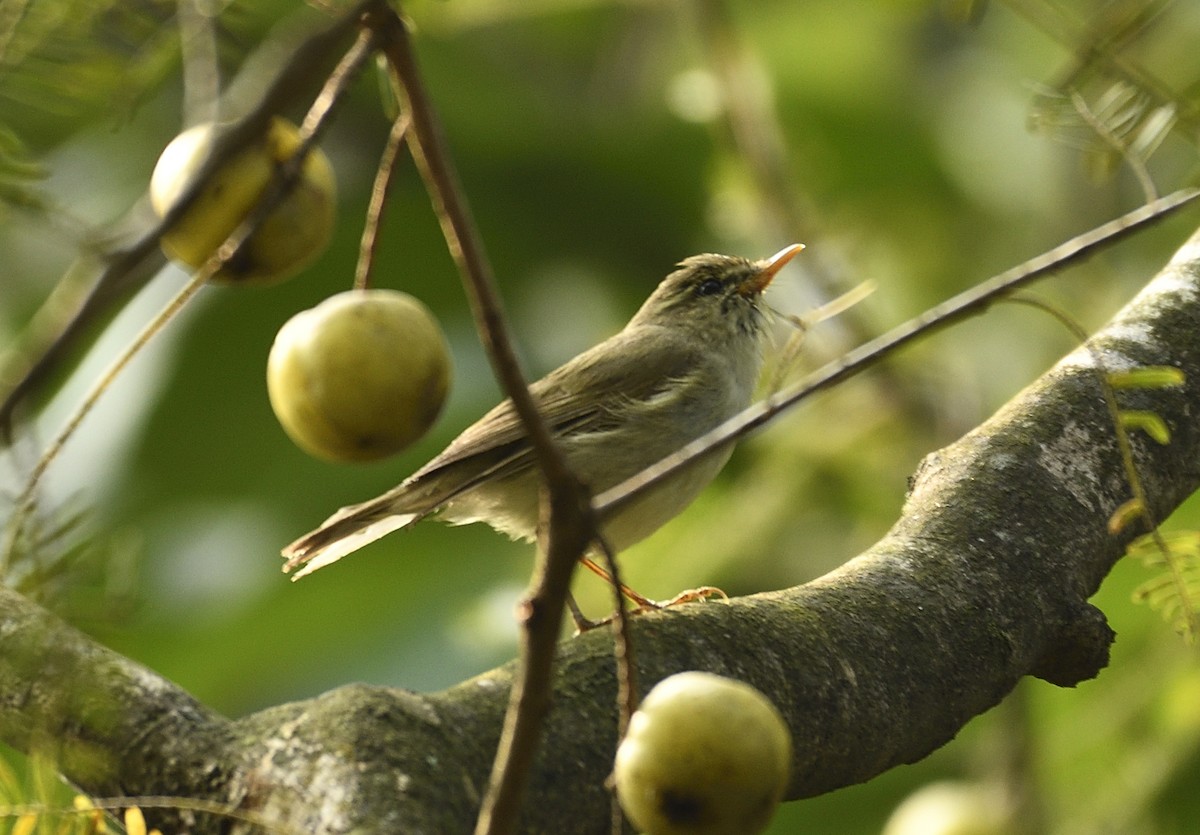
(4, 224, 1200, 833)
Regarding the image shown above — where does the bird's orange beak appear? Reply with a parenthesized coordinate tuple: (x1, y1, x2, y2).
(741, 243, 804, 295)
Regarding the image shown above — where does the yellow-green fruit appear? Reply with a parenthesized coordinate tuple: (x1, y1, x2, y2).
(614, 671, 792, 835)
(149, 117, 336, 284)
(882, 782, 1012, 835)
(267, 289, 452, 462)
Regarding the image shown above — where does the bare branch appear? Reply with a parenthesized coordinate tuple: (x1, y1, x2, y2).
(354, 112, 412, 291)
(364, 6, 598, 833)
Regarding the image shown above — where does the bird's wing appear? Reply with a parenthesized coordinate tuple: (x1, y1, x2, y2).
(407, 326, 704, 483)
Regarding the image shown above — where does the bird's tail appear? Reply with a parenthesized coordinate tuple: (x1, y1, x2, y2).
(281, 497, 423, 580)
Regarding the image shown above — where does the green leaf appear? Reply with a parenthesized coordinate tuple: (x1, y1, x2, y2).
(1119, 410, 1171, 444)
(1128, 530, 1200, 642)
(1107, 366, 1186, 389)
(1108, 498, 1146, 535)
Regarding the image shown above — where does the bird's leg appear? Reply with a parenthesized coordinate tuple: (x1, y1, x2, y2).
(566, 558, 730, 635)
(578, 555, 656, 608)
(578, 555, 729, 614)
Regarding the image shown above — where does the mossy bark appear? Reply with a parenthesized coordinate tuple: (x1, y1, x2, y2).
(5, 228, 1200, 832)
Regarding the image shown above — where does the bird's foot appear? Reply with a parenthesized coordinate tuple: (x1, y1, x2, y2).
(638, 585, 729, 612)
(568, 585, 729, 634)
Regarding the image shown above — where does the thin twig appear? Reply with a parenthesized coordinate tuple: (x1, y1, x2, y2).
(597, 537, 638, 738)
(592, 534, 637, 835)
(594, 188, 1200, 521)
(365, 6, 596, 834)
(367, 8, 562, 469)
(0, 269, 206, 576)
(765, 279, 876, 395)
(355, 111, 412, 291)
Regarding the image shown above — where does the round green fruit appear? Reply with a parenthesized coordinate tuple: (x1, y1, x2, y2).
(149, 117, 336, 284)
(882, 782, 1010, 835)
(267, 289, 452, 462)
(614, 671, 792, 835)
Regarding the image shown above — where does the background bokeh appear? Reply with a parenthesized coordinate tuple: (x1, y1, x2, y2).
(3, 1, 1200, 832)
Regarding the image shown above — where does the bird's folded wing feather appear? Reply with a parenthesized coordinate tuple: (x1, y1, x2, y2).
(406, 325, 705, 483)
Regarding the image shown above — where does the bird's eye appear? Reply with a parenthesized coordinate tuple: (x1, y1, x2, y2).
(695, 277, 723, 297)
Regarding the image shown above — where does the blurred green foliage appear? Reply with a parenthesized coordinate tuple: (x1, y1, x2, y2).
(2, 0, 1200, 832)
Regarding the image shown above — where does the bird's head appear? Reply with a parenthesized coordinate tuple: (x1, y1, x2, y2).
(630, 244, 804, 340)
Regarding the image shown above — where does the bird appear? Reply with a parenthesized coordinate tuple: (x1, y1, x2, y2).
(282, 244, 804, 613)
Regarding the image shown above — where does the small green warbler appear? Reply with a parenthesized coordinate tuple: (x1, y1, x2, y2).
(282, 245, 803, 612)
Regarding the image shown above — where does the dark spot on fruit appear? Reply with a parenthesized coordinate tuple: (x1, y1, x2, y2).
(660, 789, 705, 825)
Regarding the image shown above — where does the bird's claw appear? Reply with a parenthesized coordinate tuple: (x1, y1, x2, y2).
(636, 585, 729, 612)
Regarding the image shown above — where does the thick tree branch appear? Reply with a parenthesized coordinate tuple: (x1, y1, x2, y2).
(4, 225, 1200, 832)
